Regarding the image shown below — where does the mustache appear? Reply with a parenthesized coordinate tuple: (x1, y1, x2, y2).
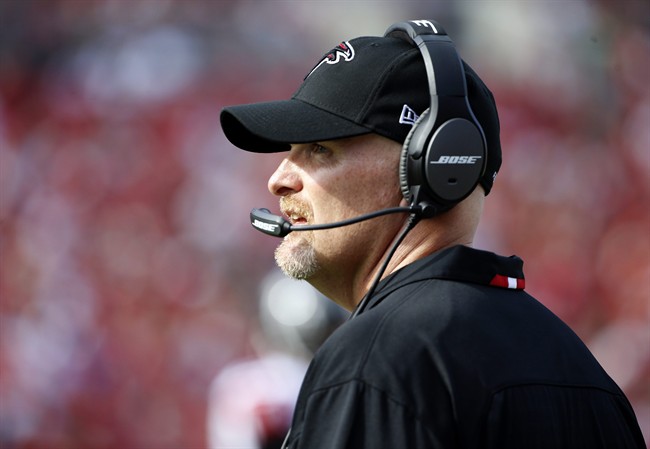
(280, 196, 313, 221)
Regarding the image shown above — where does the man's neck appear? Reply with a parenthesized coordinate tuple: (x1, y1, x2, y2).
(308, 188, 484, 311)
(355, 220, 474, 305)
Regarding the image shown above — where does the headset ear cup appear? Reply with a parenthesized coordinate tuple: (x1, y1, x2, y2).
(400, 108, 430, 204)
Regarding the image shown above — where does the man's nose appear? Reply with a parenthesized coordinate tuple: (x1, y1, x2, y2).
(268, 158, 303, 197)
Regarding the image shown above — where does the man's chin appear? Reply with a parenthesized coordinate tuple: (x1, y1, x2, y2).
(274, 237, 319, 281)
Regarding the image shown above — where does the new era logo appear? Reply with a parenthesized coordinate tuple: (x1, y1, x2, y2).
(399, 104, 419, 126)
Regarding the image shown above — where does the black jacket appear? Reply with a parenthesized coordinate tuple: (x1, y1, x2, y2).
(284, 245, 645, 448)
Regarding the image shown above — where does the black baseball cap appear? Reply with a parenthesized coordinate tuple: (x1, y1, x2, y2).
(220, 35, 501, 194)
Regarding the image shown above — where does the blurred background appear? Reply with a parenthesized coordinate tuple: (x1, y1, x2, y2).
(0, 0, 648, 448)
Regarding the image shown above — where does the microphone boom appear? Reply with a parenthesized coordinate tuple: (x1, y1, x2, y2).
(250, 206, 419, 237)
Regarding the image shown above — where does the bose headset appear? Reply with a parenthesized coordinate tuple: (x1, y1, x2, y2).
(386, 19, 487, 216)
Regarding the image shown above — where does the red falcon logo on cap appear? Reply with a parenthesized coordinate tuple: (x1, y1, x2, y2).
(305, 41, 355, 79)
(326, 42, 355, 63)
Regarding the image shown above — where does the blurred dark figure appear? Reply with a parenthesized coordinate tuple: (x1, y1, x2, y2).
(206, 270, 346, 449)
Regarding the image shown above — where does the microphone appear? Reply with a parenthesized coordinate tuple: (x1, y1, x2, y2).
(250, 206, 423, 237)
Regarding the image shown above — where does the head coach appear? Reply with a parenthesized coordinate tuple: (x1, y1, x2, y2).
(219, 19, 645, 449)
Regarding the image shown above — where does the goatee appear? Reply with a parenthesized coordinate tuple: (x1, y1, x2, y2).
(274, 233, 319, 280)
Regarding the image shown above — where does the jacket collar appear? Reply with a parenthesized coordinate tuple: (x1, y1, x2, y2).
(364, 245, 525, 311)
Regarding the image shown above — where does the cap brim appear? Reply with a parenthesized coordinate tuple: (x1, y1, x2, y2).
(220, 99, 372, 153)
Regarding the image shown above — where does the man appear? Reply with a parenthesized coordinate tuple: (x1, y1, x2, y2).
(220, 20, 645, 449)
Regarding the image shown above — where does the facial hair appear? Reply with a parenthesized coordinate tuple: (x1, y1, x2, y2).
(274, 232, 319, 280)
(274, 196, 319, 280)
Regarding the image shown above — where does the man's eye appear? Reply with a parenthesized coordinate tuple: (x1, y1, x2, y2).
(309, 144, 333, 157)
(312, 144, 329, 154)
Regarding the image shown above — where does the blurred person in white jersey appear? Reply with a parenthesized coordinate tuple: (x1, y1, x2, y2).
(207, 270, 345, 449)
